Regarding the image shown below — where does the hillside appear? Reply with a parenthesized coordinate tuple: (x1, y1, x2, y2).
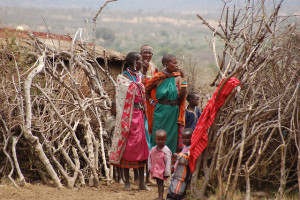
(1, 0, 298, 67)
(0, 0, 221, 11)
(0, 6, 219, 68)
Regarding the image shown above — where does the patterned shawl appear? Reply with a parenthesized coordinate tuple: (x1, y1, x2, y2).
(109, 74, 147, 165)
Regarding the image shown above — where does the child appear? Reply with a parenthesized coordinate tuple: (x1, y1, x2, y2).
(185, 92, 201, 130)
(148, 129, 172, 200)
(167, 128, 193, 200)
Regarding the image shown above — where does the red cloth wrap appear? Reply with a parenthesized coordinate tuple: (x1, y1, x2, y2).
(189, 78, 240, 172)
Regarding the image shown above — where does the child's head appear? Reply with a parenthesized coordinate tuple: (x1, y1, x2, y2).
(111, 100, 116, 117)
(187, 92, 200, 107)
(182, 128, 193, 146)
(155, 129, 167, 148)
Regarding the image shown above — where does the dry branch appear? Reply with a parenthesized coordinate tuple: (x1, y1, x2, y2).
(192, 0, 300, 199)
(0, 9, 119, 187)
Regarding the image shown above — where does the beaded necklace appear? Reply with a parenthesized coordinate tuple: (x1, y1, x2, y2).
(125, 68, 139, 82)
(162, 67, 172, 76)
(124, 68, 143, 96)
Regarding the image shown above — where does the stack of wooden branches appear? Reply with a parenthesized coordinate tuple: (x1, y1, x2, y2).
(0, 1, 120, 189)
(191, 0, 299, 199)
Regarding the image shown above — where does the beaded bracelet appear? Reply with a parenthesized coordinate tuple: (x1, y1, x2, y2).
(149, 98, 156, 106)
(181, 82, 188, 88)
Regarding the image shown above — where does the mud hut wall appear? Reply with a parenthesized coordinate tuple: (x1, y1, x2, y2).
(96, 58, 124, 99)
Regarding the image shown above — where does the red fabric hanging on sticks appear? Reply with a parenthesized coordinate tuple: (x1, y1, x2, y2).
(189, 77, 240, 173)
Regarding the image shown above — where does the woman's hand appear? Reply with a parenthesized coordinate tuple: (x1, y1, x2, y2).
(172, 153, 179, 159)
(176, 66, 185, 78)
(142, 60, 149, 75)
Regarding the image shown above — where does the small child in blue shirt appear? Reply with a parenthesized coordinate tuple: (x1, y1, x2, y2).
(185, 92, 201, 131)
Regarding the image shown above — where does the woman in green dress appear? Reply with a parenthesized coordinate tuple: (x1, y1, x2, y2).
(145, 54, 187, 153)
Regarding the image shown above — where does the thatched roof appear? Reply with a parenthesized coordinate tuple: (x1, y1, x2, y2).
(0, 27, 125, 99)
(0, 27, 125, 62)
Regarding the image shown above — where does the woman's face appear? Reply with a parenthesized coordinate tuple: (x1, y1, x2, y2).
(141, 49, 153, 63)
(166, 58, 178, 73)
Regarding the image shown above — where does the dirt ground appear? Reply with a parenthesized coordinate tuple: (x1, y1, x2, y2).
(0, 181, 176, 200)
(2, 181, 300, 200)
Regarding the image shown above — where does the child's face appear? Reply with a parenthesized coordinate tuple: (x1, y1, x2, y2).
(155, 133, 167, 148)
(182, 132, 192, 146)
(189, 94, 200, 107)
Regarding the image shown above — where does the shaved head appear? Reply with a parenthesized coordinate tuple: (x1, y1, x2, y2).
(182, 128, 193, 146)
(155, 129, 167, 138)
(125, 52, 141, 66)
(182, 128, 193, 138)
(162, 54, 176, 66)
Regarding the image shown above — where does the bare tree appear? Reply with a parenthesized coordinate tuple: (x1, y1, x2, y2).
(178, 54, 217, 108)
